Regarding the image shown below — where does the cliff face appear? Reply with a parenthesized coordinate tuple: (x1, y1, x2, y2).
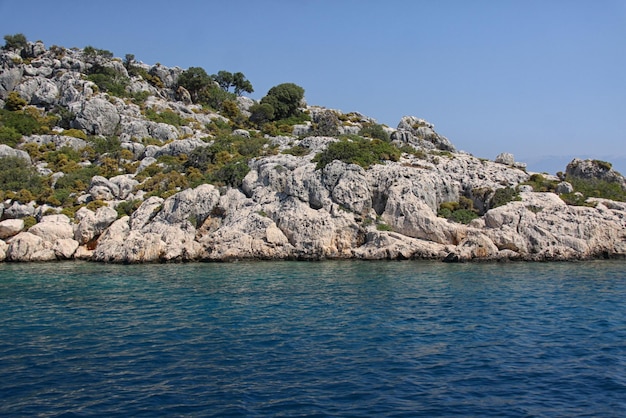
(0, 41, 625, 262)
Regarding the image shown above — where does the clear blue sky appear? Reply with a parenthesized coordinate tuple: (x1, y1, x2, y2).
(2, 0, 625, 174)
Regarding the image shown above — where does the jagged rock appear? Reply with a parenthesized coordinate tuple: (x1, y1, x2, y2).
(21, 134, 87, 151)
(109, 175, 139, 200)
(176, 86, 192, 104)
(566, 158, 626, 190)
(74, 206, 118, 245)
(394, 116, 456, 152)
(381, 188, 464, 245)
(16, 77, 59, 107)
(149, 64, 182, 89)
(89, 176, 119, 201)
(323, 161, 371, 214)
(146, 138, 207, 158)
(353, 231, 447, 260)
(480, 192, 626, 259)
(292, 123, 312, 136)
(0, 219, 24, 239)
(3, 201, 36, 219)
(53, 238, 79, 259)
(0, 67, 23, 99)
(200, 210, 293, 260)
(148, 121, 179, 141)
(129, 196, 164, 230)
(72, 97, 121, 136)
(92, 217, 163, 263)
(0, 240, 7, 261)
(154, 184, 220, 225)
(136, 156, 157, 173)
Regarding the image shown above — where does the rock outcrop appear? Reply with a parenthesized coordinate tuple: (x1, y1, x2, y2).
(1, 40, 625, 263)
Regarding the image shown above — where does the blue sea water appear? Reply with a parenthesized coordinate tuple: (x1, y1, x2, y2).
(0, 260, 625, 417)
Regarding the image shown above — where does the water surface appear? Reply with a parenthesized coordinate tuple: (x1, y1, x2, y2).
(1, 260, 625, 417)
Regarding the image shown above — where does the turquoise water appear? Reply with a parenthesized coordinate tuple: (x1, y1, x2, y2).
(0, 260, 625, 417)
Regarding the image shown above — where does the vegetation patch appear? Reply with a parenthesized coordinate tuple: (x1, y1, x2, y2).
(564, 177, 626, 203)
(489, 187, 521, 209)
(438, 197, 479, 224)
(313, 137, 400, 170)
(521, 173, 558, 192)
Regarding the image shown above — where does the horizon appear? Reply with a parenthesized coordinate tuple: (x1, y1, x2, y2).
(1, 0, 625, 175)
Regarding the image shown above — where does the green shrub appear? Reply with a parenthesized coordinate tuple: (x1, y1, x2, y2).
(0, 108, 44, 135)
(282, 145, 310, 156)
(0, 156, 45, 195)
(61, 129, 87, 140)
(490, 187, 521, 208)
(86, 64, 129, 97)
(3, 33, 27, 50)
(376, 222, 393, 231)
(4, 91, 27, 111)
(137, 171, 189, 198)
(313, 137, 400, 170)
(116, 199, 143, 218)
(260, 83, 305, 121)
(210, 160, 250, 188)
(87, 135, 122, 156)
(23, 215, 37, 230)
(144, 108, 187, 127)
(438, 200, 479, 224)
(359, 123, 390, 142)
(449, 209, 478, 224)
(565, 177, 626, 202)
(0, 125, 22, 147)
(522, 173, 557, 192)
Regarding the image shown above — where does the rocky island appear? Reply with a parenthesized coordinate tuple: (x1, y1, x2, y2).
(0, 36, 625, 263)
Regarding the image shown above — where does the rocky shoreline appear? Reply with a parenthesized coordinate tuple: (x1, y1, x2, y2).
(1, 40, 625, 263)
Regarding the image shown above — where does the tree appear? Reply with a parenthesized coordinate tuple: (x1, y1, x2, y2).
(260, 83, 305, 120)
(248, 103, 275, 128)
(232, 72, 253, 95)
(211, 71, 254, 96)
(124, 53, 135, 70)
(177, 67, 212, 103)
(3, 33, 27, 50)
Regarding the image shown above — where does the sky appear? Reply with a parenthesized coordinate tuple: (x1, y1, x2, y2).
(1, 0, 625, 174)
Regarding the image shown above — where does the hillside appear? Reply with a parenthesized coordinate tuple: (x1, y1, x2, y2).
(1, 37, 625, 262)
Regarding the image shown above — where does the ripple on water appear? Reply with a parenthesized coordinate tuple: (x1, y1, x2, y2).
(0, 260, 625, 417)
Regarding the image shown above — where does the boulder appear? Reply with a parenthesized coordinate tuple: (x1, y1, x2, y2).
(555, 181, 574, 194)
(0, 68, 23, 99)
(53, 238, 79, 259)
(495, 152, 515, 166)
(6, 232, 56, 261)
(16, 78, 59, 107)
(154, 184, 220, 225)
(88, 176, 119, 201)
(0, 144, 31, 163)
(28, 214, 74, 241)
(0, 219, 24, 239)
(3, 201, 36, 219)
(74, 206, 118, 245)
(72, 97, 121, 136)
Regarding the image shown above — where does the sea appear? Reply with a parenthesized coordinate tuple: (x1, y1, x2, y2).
(0, 260, 624, 417)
